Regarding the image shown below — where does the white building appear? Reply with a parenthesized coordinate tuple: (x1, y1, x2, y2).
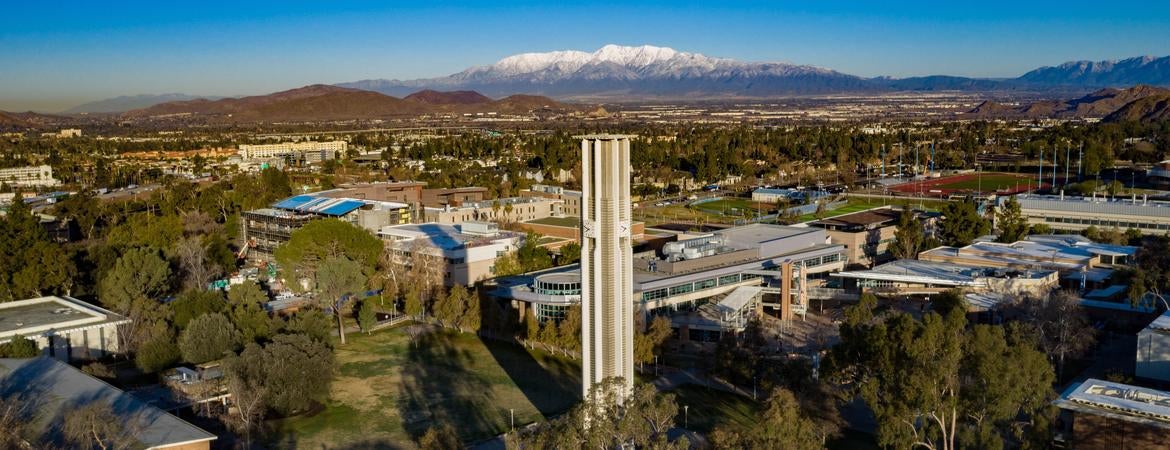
(238, 140, 347, 163)
(0, 165, 60, 187)
(1137, 311, 1170, 382)
(0, 296, 129, 361)
(379, 221, 523, 286)
(579, 135, 635, 399)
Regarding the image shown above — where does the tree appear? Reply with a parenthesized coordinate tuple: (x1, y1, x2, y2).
(283, 308, 332, 343)
(492, 252, 522, 277)
(99, 247, 172, 351)
(890, 209, 924, 260)
(519, 379, 687, 449)
(171, 289, 226, 329)
(434, 285, 469, 329)
(524, 308, 539, 347)
(558, 242, 581, 265)
(635, 315, 673, 365)
(261, 333, 334, 416)
(711, 388, 822, 450)
(1007, 290, 1096, 380)
(931, 289, 968, 318)
(231, 300, 274, 344)
(419, 421, 462, 450)
(461, 290, 482, 333)
(223, 344, 268, 448)
(358, 298, 377, 334)
(404, 282, 425, 319)
(63, 401, 143, 450)
(994, 196, 1029, 243)
(557, 305, 582, 352)
(179, 313, 240, 364)
(174, 235, 218, 291)
(316, 256, 368, 345)
(274, 219, 381, 289)
(938, 199, 990, 247)
(0, 335, 38, 357)
(516, 232, 553, 273)
(136, 320, 180, 373)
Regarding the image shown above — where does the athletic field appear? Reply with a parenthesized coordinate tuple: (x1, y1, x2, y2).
(890, 172, 1046, 196)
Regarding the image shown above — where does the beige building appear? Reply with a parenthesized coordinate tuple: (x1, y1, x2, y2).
(522, 184, 582, 217)
(238, 140, 347, 162)
(0, 165, 60, 187)
(808, 207, 902, 267)
(422, 196, 561, 225)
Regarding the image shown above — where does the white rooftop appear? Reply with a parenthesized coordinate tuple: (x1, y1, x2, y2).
(1058, 378, 1170, 428)
(716, 286, 763, 316)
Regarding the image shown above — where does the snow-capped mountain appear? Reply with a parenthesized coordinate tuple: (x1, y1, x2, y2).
(338, 44, 872, 98)
(1017, 55, 1170, 87)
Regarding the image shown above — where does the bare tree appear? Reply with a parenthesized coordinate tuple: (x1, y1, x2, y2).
(174, 235, 217, 291)
(63, 401, 144, 450)
(1008, 289, 1096, 379)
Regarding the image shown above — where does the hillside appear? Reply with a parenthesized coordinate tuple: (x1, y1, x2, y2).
(404, 90, 492, 105)
(1103, 94, 1170, 122)
(124, 86, 573, 122)
(1018, 56, 1170, 87)
(0, 111, 31, 130)
(965, 85, 1170, 120)
(64, 93, 214, 114)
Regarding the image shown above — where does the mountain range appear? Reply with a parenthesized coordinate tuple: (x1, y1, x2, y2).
(337, 45, 1170, 99)
(51, 45, 1170, 113)
(122, 85, 573, 122)
(65, 93, 219, 114)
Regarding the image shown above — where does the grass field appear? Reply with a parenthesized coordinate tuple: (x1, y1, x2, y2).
(796, 196, 949, 222)
(269, 326, 580, 448)
(691, 198, 776, 217)
(670, 385, 761, 433)
(935, 173, 1036, 191)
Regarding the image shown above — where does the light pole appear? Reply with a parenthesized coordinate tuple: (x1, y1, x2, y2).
(654, 355, 658, 377)
(683, 405, 689, 429)
(510, 408, 514, 432)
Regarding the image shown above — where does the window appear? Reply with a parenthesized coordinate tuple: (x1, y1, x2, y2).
(718, 274, 740, 285)
(669, 283, 694, 296)
(695, 278, 717, 290)
(642, 288, 668, 302)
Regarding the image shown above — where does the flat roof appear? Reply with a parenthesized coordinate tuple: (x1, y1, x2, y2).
(380, 222, 518, 250)
(1144, 311, 1170, 333)
(810, 208, 900, 228)
(1017, 194, 1170, 219)
(0, 357, 217, 448)
(833, 259, 1054, 286)
(716, 286, 763, 316)
(528, 216, 580, 227)
(574, 134, 636, 139)
(0, 297, 128, 340)
(715, 223, 819, 248)
(1056, 378, 1170, 429)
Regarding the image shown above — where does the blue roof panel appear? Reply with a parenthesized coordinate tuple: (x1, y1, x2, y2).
(318, 200, 365, 216)
(274, 195, 317, 210)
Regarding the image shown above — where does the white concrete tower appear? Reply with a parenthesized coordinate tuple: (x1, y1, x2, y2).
(578, 134, 635, 400)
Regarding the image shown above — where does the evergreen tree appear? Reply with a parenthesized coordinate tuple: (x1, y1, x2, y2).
(890, 209, 924, 260)
(994, 196, 1029, 243)
(358, 298, 377, 334)
(938, 199, 990, 246)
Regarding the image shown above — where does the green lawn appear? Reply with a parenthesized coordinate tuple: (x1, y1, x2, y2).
(669, 385, 761, 433)
(798, 196, 949, 222)
(936, 173, 1035, 191)
(269, 326, 580, 448)
(528, 216, 580, 227)
(691, 198, 776, 217)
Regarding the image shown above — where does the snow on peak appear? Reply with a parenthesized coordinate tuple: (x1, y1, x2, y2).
(487, 44, 715, 76)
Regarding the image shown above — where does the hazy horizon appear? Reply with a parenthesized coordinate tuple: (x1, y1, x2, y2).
(3, 1, 1170, 112)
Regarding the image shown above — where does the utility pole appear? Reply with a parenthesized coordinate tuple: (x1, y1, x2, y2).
(1052, 146, 1058, 187)
(1064, 141, 1071, 187)
(881, 144, 886, 179)
(1077, 142, 1083, 182)
(930, 141, 936, 173)
(1038, 146, 1044, 191)
(915, 143, 920, 177)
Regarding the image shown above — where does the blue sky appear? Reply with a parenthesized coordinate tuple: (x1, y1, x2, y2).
(2, 0, 1169, 111)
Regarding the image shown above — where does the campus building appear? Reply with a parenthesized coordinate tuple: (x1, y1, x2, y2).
(322, 182, 488, 210)
(241, 193, 411, 260)
(379, 221, 524, 287)
(422, 196, 561, 225)
(1053, 378, 1170, 450)
(0, 165, 59, 187)
(237, 140, 347, 163)
(522, 184, 583, 217)
(0, 358, 217, 450)
(578, 134, 635, 399)
(1137, 311, 1170, 383)
(808, 207, 904, 267)
(1011, 194, 1170, 234)
(494, 224, 847, 326)
(0, 296, 129, 362)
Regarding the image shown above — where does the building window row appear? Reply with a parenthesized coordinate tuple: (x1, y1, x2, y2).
(1043, 216, 1170, 230)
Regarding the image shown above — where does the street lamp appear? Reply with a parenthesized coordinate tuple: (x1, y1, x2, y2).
(510, 408, 515, 432)
(683, 405, 689, 429)
(654, 355, 659, 377)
